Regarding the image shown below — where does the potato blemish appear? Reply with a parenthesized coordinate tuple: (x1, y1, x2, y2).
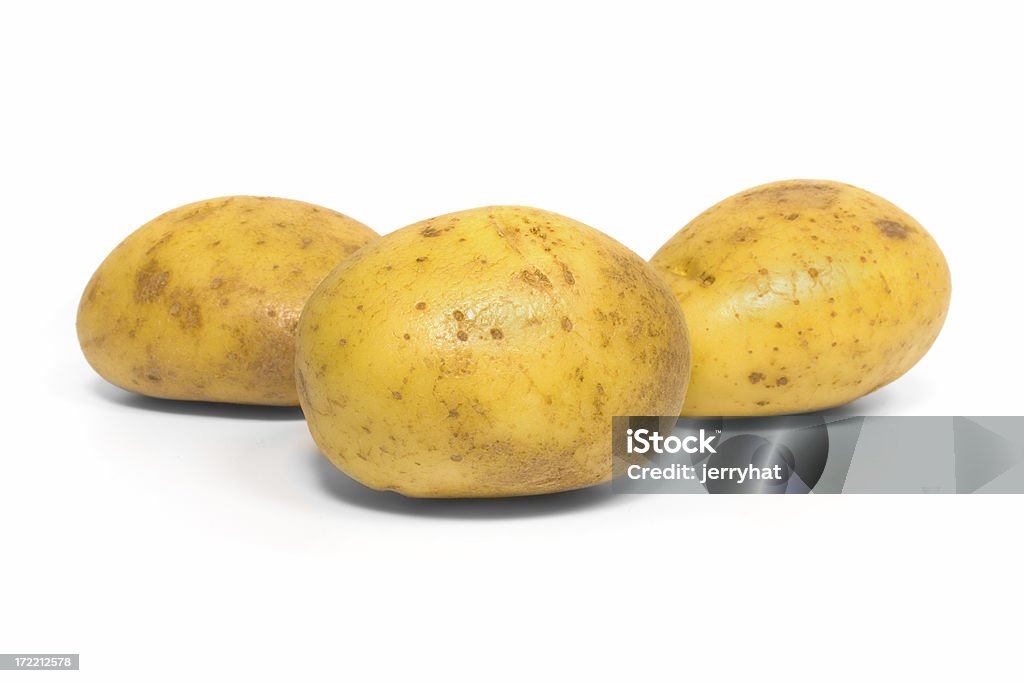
(134, 261, 170, 303)
(876, 219, 913, 239)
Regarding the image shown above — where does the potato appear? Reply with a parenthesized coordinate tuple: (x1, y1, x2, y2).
(296, 206, 690, 497)
(651, 180, 951, 416)
(77, 196, 378, 405)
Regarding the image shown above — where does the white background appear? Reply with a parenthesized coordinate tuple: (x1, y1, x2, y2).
(2, 1, 1022, 680)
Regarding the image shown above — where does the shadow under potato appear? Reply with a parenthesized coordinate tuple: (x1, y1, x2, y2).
(309, 449, 626, 519)
(91, 378, 305, 421)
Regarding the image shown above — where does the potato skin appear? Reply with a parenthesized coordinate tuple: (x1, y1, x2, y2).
(296, 206, 690, 497)
(77, 196, 377, 405)
(651, 180, 951, 416)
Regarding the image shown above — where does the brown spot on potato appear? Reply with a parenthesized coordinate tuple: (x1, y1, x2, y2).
(490, 328, 503, 339)
(774, 322, 783, 329)
(403, 333, 411, 340)
(776, 377, 788, 386)
(731, 227, 752, 242)
(700, 273, 716, 287)
(520, 268, 552, 291)
(134, 262, 170, 303)
(448, 409, 459, 418)
(876, 219, 912, 239)
(164, 288, 202, 330)
(338, 338, 347, 346)
(786, 213, 800, 220)
(209, 277, 223, 289)
(180, 302, 202, 329)
(561, 317, 573, 332)
(421, 225, 444, 237)
(145, 232, 173, 255)
(457, 331, 469, 341)
(391, 391, 402, 400)
(561, 263, 575, 285)
(415, 302, 426, 310)
(450, 454, 463, 462)
(749, 372, 765, 384)
(245, 329, 293, 388)
(807, 268, 819, 278)
(453, 310, 465, 321)
(880, 273, 893, 294)
(742, 182, 839, 209)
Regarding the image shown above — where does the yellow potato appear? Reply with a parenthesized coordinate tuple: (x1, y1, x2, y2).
(296, 206, 690, 497)
(78, 196, 377, 405)
(651, 180, 951, 416)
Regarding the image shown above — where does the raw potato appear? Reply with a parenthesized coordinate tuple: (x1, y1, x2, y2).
(651, 180, 951, 416)
(296, 206, 690, 497)
(78, 196, 378, 405)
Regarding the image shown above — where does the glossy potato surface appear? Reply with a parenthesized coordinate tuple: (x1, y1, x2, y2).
(78, 196, 377, 405)
(297, 206, 690, 497)
(651, 180, 950, 416)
